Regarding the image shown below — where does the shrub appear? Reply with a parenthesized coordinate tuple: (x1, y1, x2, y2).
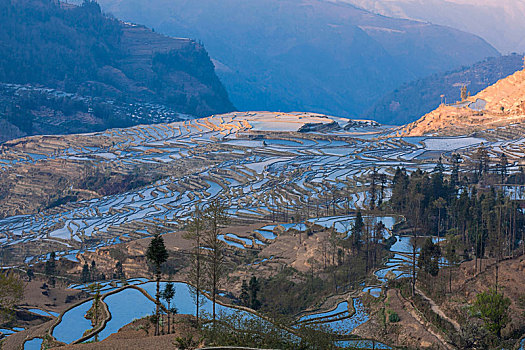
(389, 312, 400, 323)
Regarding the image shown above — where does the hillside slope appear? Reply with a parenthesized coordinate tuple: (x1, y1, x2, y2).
(339, 0, 525, 53)
(91, 0, 498, 118)
(0, 0, 234, 141)
(366, 54, 524, 125)
(401, 61, 525, 136)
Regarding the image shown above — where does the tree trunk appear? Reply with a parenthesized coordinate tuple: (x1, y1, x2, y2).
(449, 266, 452, 293)
(412, 240, 416, 297)
(196, 283, 200, 326)
(167, 300, 171, 334)
(155, 274, 160, 336)
(495, 261, 499, 293)
(212, 252, 217, 325)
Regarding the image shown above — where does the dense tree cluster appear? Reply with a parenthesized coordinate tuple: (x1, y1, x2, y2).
(390, 156, 524, 268)
(0, 0, 234, 135)
(0, 0, 121, 88)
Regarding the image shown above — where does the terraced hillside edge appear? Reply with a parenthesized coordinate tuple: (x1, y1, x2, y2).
(366, 54, 524, 125)
(401, 61, 525, 137)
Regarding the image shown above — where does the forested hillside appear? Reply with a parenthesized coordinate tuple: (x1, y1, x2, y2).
(0, 0, 234, 141)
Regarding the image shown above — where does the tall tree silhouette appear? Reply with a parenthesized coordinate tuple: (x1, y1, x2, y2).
(185, 207, 206, 325)
(203, 199, 229, 328)
(146, 231, 168, 336)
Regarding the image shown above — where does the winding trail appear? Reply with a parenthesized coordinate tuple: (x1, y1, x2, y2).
(415, 287, 461, 333)
(397, 290, 455, 350)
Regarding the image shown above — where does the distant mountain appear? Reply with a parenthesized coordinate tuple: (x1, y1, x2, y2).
(366, 54, 524, 125)
(338, 0, 525, 53)
(0, 0, 234, 141)
(401, 63, 525, 136)
(89, 0, 498, 118)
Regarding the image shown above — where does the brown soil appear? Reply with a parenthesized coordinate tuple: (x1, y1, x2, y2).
(357, 254, 525, 350)
(71, 223, 271, 281)
(1, 278, 90, 350)
(61, 314, 201, 350)
(1, 319, 56, 350)
(19, 279, 88, 315)
(436, 255, 525, 337)
(355, 290, 450, 350)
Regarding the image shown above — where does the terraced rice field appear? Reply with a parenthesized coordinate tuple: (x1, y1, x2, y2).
(1, 112, 523, 266)
(4, 111, 524, 346)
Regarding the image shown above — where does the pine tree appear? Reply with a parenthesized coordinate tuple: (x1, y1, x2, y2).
(248, 276, 261, 310)
(418, 237, 441, 277)
(146, 231, 169, 336)
(450, 153, 461, 189)
(391, 167, 409, 211)
(474, 145, 489, 179)
(45, 252, 56, 287)
(369, 168, 377, 210)
(26, 268, 34, 282)
(114, 261, 124, 280)
(240, 279, 250, 307)
(351, 210, 364, 254)
(499, 153, 508, 183)
(81, 262, 90, 283)
(162, 282, 175, 334)
(90, 260, 97, 282)
(461, 85, 468, 101)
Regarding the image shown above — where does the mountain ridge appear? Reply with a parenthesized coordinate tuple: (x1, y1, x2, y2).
(89, 0, 499, 119)
(338, 0, 525, 53)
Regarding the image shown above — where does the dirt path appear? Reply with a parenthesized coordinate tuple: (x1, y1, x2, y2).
(415, 287, 461, 332)
(397, 290, 455, 350)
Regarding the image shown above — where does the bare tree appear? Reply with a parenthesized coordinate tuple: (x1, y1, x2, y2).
(461, 85, 468, 101)
(184, 207, 206, 325)
(202, 199, 229, 326)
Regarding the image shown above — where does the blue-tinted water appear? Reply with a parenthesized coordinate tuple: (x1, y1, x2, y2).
(96, 288, 155, 341)
(299, 301, 349, 323)
(27, 308, 57, 317)
(24, 338, 43, 350)
(363, 287, 381, 298)
(336, 339, 391, 349)
(218, 234, 246, 249)
(297, 299, 369, 335)
(255, 228, 276, 240)
(75, 282, 255, 343)
(0, 328, 15, 336)
(53, 300, 93, 343)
